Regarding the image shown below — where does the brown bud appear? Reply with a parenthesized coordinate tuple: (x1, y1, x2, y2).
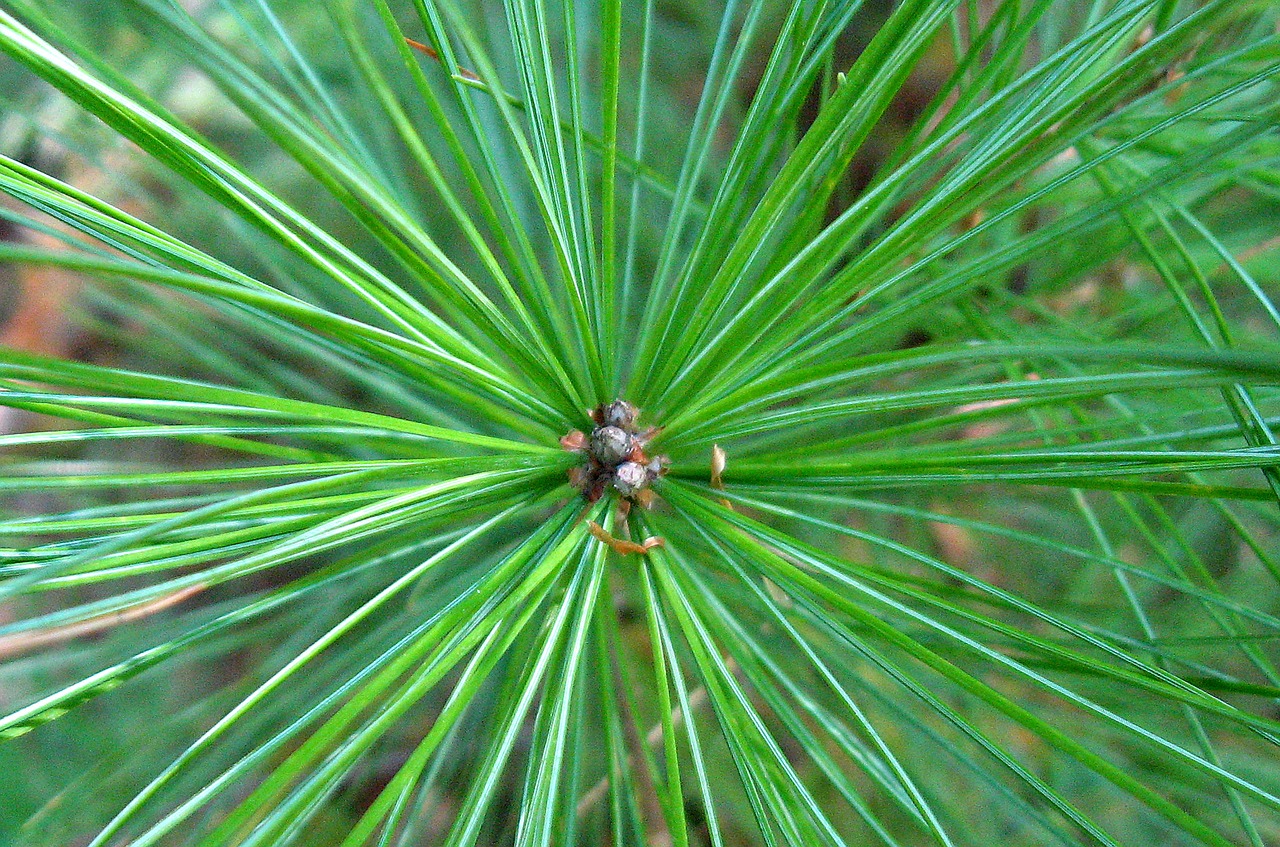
(590, 425, 633, 466)
(602, 399, 639, 429)
(613, 461, 648, 496)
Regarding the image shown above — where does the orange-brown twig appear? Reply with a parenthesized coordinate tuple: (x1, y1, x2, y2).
(587, 521, 663, 556)
(0, 583, 207, 660)
(405, 38, 481, 82)
(711, 443, 733, 509)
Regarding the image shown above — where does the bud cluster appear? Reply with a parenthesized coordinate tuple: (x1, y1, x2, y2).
(561, 400, 668, 504)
